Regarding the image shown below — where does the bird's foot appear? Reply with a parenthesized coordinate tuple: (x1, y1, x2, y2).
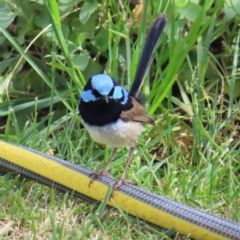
(111, 178, 132, 197)
(89, 169, 111, 187)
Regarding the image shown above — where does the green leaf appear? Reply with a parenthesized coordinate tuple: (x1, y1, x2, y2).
(82, 59, 103, 80)
(93, 28, 109, 52)
(0, 2, 18, 28)
(71, 50, 89, 71)
(224, 81, 240, 98)
(76, 32, 88, 46)
(79, 0, 98, 24)
(0, 76, 8, 96)
(48, 62, 66, 71)
(176, 2, 206, 23)
(226, 0, 240, 8)
(33, 6, 51, 29)
(175, 0, 188, 8)
(0, 57, 17, 73)
(70, 13, 97, 39)
(0, 2, 19, 44)
(58, 0, 80, 13)
(222, 0, 240, 21)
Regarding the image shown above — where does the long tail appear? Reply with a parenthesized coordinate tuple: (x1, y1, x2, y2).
(129, 14, 167, 99)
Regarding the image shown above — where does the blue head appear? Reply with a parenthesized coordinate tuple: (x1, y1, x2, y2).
(79, 74, 133, 126)
(80, 74, 129, 104)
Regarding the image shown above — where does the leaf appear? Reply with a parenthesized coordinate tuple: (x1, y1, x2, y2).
(0, 2, 19, 44)
(222, 0, 240, 21)
(33, 6, 51, 29)
(176, 2, 207, 23)
(175, 0, 201, 8)
(82, 59, 103, 80)
(58, 0, 80, 13)
(0, 2, 19, 28)
(48, 62, 66, 71)
(71, 50, 89, 71)
(76, 32, 88, 45)
(0, 76, 8, 96)
(175, 0, 188, 8)
(70, 13, 97, 39)
(93, 28, 109, 52)
(0, 57, 17, 73)
(226, 0, 240, 8)
(224, 81, 240, 98)
(79, 0, 98, 24)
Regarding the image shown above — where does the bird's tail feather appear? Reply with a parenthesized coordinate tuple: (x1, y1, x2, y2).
(129, 14, 167, 99)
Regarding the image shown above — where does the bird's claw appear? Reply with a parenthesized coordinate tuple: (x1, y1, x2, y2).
(110, 178, 132, 197)
(88, 170, 111, 187)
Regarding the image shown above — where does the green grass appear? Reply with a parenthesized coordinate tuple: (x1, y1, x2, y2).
(0, 0, 240, 239)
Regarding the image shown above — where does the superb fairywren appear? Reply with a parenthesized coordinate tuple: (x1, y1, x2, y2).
(79, 14, 166, 192)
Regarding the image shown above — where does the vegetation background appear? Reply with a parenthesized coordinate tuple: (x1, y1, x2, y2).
(0, 0, 239, 239)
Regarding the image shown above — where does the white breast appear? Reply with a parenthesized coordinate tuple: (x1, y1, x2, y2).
(83, 119, 144, 148)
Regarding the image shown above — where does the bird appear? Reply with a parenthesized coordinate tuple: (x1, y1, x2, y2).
(79, 14, 167, 193)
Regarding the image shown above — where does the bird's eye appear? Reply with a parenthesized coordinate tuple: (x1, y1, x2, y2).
(109, 87, 114, 96)
(92, 89, 101, 98)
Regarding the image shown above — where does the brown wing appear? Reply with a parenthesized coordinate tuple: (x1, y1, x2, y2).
(120, 97, 155, 126)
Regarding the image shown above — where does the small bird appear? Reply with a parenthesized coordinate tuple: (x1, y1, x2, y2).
(79, 14, 166, 193)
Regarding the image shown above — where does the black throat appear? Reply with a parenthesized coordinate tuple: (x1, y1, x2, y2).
(79, 98, 133, 126)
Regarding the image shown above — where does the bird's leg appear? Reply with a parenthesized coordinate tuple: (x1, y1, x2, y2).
(89, 148, 118, 187)
(111, 146, 135, 195)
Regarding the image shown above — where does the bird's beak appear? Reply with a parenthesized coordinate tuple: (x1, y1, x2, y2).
(102, 95, 109, 103)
